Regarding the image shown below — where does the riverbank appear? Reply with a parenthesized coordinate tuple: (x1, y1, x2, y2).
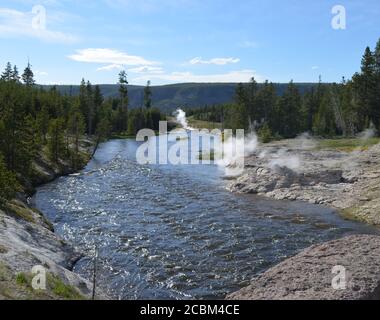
(226, 234, 380, 300)
(225, 137, 380, 300)
(0, 137, 106, 300)
(228, 137, 380, 225)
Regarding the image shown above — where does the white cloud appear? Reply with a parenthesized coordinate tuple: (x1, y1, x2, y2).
(311, 66, 319, 70)
(0, 7, 78, 44)
(68, 48, 159, 67)
(96, 64, 124, 71)
(189, 57, 240, 65)
(128, 66, 164, 74)
(132, 69, 263, 84)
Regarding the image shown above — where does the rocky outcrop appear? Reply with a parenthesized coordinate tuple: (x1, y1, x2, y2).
(228, 139, 380, 225)
(0, 137, 106, 300)
(0, 202, 106, 299)
(226, 235, 380, 300)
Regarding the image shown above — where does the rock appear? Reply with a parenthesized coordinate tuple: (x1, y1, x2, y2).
(226, 235, 380, 300)
(228, 140, 380, 225)
(0, 138, 107, 300)
(0, 207, 107, 299)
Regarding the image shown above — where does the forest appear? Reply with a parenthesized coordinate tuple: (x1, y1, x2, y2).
(0, 65, 162, 202)
(189, 39, 380, 142)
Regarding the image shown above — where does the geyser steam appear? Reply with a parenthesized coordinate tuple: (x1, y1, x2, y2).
(175, 108, 194, 130)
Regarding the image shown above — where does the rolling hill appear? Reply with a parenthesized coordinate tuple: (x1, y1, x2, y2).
(43, 82, 318, 113)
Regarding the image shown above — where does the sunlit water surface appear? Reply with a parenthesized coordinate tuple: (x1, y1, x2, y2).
(34, 138, 379, 299)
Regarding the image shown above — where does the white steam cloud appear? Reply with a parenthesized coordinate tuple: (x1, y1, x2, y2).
(175, 108, 194, 131)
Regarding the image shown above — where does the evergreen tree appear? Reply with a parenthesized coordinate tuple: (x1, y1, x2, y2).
(0, 153, 20, 203)
(36, 106, 50, 144)
(86, 80, 94, 135)
(67, 104, 85, 169)
(47, 118, 66, 163)
(22, 62, 35, 86)
(247, 77, 258, 124)
(12, 66, 20, 83)
(118, 70, 129, 132)
(144, 80, 152, 109)
(277, 81, 302, 138)
(1, 62, 13, 82)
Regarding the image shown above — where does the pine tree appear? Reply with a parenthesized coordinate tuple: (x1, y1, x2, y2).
(22, 62, 35, 86)
(0, 153, 20, 203)
(86, 80, 94, 135)
(67, 104, 85, 169)
(47, 118, 66, 163)
(247, 77, 258, 123)
(144, 80, 152, 109)
(36, 106, 50, 144)
(277, 81, 302, 138)
(1, 62, 13, 82)
(352, 46, 378, 130)
(12, 66, 20, 83)
(118, 70, 129, 132)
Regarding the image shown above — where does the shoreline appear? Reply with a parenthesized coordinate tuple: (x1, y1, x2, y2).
(227, 139, 380, 226)
(226, 138, 380, 300)
(0, 137, 108, 300)
(226, 234, 380, 300)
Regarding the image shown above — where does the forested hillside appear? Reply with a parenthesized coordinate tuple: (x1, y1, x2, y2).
(0, 67, 162, 202)
(189, 39, 380, 140)
(44, 83, 317, 113)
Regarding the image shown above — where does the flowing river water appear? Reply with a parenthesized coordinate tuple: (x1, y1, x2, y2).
(33, 138, 379, 299)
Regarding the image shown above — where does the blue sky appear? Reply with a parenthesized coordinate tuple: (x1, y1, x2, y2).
(0, 0, 379, 85)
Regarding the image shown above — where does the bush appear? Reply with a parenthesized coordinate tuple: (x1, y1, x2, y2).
(258, 123, 273, 143)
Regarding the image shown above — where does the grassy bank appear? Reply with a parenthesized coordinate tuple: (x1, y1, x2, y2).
(0, 262, 84, 300)
(187, 116, 223, 130)
(316, 137, 380, 152)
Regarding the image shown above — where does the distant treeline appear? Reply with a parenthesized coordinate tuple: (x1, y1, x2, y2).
(0, 65, 162, 202)
(41, 82, 320, 113)
(188, 39, 380, 141)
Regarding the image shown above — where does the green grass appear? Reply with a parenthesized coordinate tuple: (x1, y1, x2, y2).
(187, 117, 222, 130)
(14, 271, 85, 300)
(47, 274, 84, 300)
(16, 273, 29, 286)
(6, 201, 35, 223)
(316, 137, 380, 152)
(110, 133, 136, 139)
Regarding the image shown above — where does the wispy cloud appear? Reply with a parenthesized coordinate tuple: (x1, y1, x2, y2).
(239, 40, 259, 48)
(189, 57, 240, 65)
(0, 7, 78, 44)
(96, 64, 124, 71)
(311, 66, 319, 70)
(132, 69, 262, 84)
(69, 48, 159, 69)
(128, 66, 164, 74)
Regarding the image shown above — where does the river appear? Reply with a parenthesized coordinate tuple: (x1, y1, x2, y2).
(33, 138, 379, 299)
